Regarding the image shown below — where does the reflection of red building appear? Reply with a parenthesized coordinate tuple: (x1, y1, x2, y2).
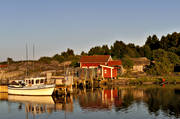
(103, 89, 118, 101)
(102, 89, 122, 106)
(78, 90, 112, 110)
(80, 55, 122, 79)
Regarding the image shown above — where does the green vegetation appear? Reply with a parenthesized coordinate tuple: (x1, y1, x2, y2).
(2, 32, 180, 76)
(145, 49, 180, 75)
(38, 48, 80, 67)
(7, 57, 14, 64)
(38, 56, 52, 64)
(85, 32, 180, 76)
(121, 56, 134, 69)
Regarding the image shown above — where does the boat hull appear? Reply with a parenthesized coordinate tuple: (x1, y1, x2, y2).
(8, 85, 55, 96)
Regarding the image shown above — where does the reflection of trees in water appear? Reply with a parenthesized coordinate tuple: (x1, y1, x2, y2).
(144, 88, 161, 114)
(122, 91, 134, 108)
(78, 89, 111, 110)
(144, 87, 180, 118)
(70, 86, 180, 117)
(114, 89, 134, 112)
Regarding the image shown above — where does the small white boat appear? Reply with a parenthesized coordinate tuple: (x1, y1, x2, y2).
(8, 77, 55, 96)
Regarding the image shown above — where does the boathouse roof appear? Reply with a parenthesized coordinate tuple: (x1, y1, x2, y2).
(108, 60, 122, 66)
(80, 55, 111, 63)
(130, 57, 150, 65)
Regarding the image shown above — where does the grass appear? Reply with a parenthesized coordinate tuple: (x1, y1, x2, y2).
(118, 75, 180, 84)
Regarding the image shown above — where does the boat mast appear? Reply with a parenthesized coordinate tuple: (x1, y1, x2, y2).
(33, 44, 35, 75)
(26, 44, 28, 77)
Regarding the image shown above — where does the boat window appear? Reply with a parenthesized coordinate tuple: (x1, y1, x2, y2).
(29, 80, 31, 84)
(40, 79, 44, 83)
(36, 80, 39, 84)
(32, 80, 34, 84)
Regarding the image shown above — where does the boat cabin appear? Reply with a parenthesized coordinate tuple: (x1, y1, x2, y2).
(25, 77, 47, 86)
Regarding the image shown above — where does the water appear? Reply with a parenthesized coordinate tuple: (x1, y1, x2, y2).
(0, 85, 180, 119)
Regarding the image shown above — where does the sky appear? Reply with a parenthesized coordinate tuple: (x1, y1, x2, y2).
(0, 0, 180, 61)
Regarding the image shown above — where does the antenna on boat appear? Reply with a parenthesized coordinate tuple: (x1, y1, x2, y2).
(26, 44, 28, 76)
(33, 44, 35, 75)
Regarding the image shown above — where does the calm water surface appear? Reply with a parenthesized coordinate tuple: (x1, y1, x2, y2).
(0, 85, 180, 119)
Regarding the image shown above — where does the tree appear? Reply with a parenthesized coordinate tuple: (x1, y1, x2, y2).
(136, 46, 144, 57)
(38, 57, 52, 64)
(102, 45, 110, 55)
(81, 51, 87, 56)
(145, 35, 160, 50)
(61, 51, 68, 58)
(61, 48, 75, 58)
(122, 56, 134, 69)
(160, 36, 168, 50)
(88, 46, 103, 55)
(52, 54, 64, 63)
(66, 48, 74, 56)
(143, 45, 152, 59)
(167, 52, 180, 65)
(159, 32, 180, 52)
(7, 57, 14, 64)
(146, 49, 180, 75)
(111, 41, 127, 59)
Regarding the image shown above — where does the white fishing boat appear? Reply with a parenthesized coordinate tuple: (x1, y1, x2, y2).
(8, 77, 55, 96)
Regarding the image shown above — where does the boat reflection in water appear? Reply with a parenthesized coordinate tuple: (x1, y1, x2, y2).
(8, 95, 55, 105)
(8, 95, 55, 118)
(7, 94, 73, 118)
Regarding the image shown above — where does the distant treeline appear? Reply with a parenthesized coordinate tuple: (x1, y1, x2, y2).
(38, 32, 180, 75)
(2, 32, 180, 75)
(83, 32, 180, 59)
(81, 32, 180, 75)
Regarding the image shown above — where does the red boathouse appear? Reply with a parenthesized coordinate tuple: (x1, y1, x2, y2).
(80, 55, 122, 79)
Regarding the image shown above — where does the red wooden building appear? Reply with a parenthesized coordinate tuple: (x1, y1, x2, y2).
(80, 55, 112, 68)
(80, 55, 122, 79)
(100, 65, 117, 79)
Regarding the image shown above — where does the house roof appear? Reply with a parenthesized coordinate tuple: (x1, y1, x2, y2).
(108, 60, 122, 66)
(100, 65, 114, 69)
(80, 55, 111, 63)
(130, 57, 150, 65)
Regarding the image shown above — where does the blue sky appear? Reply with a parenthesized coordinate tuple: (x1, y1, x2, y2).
(0, 0, 180, 61)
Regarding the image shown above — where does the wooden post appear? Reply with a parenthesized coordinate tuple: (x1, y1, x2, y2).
(111, 68, 113, 80)
(65, 87, 67, 95)
(102, 67, 104, 80)
(111, 88, 113, 102)
(70, 84, 73, 93)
